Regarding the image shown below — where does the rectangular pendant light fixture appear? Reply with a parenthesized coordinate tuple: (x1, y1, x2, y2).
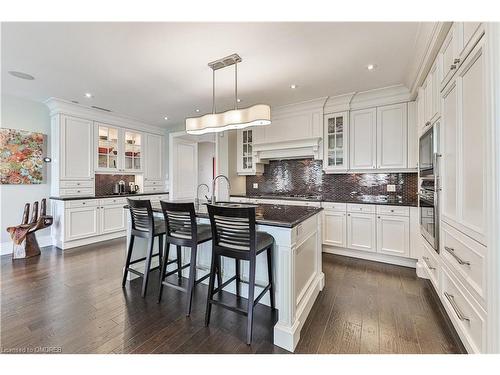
(185, 53, 271, 135)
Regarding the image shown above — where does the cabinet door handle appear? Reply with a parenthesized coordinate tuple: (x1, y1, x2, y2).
(444, 246, 471, 266)
(450, 64, 457, 70)
(422, 256, 436, 270)
(453, 58, 461, 64)
(444, 292, 470, 322)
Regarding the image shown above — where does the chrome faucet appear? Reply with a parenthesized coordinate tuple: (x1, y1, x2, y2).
(211, 175, 231, 204)
(196, 183, 210, 204)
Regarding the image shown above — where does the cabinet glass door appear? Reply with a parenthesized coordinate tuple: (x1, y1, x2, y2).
(242, 130, 253, 170)
(124, 131, 142, 171)
(98, 125, 119, 170)
(326, 114, 345, 168)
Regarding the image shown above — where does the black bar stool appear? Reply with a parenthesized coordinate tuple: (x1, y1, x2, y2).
(158, 201, 221, 316)
(205, 204, 275, 345)
(122, 199, 168, 297)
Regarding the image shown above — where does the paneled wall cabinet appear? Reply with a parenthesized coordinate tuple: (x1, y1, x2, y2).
(418, 23, 489, 354)
(47, 100, 166, 197)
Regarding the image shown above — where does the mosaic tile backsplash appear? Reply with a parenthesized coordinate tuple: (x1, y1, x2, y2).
(246, 159, 418, 206)
(95, 174, 136, 196)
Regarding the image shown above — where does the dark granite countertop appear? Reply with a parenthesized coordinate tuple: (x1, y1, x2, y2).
(125, 200, 322, 228)
(50, 191, 169, 201)
(230, 194, 417, 207)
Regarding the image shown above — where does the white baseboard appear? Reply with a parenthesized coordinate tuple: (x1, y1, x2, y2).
(323, 245, 417, 268)
(0, 235, 53, 256)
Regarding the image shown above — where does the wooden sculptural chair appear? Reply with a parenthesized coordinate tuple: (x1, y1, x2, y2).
(6, 198, 53, 259)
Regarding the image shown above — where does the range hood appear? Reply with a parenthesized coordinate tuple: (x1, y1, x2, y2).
(253, 137, 322, 162)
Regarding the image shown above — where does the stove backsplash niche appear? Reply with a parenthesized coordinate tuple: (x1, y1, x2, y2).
(245, 159, 417, 205)
(95, 174, 136, 196)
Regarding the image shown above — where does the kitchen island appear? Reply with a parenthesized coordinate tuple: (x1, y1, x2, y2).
(124, 200, 324, 352)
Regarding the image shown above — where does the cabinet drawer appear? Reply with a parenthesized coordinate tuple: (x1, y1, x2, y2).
(347, 203, 375, 214)
(441, 267, 486, 353)
(65, 199, 99, 208)
(60, 187, 94, 197)
(60, 180, 94, 188)
(421, 237, 440, 290)
(100, 197, 127, 206)
(143, 186, 165, 193)
(441, 222, 486, 303)
(376, 205, 409, 216)
(322, 202, 347, 211)
(144, 179, 163, 187)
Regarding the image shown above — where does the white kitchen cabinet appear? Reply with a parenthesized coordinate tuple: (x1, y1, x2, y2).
(60, 115, 94, 180)
(376, 214, 410, 257)
(416, 87, 426, 133)
(441, 81, 458, 224)
(95, 123, 143, 173)
(237, 128, 263, 175)
(346, 212, 376, 252)
(376, 103, 408, 169)
(430, 58, 442, 122)
(424, 74, 432, 126)
(65, 205, 100, 241)
(323, 112, 349, 173)
(441, 22, 483, 89)
(323, 210, 346, 247)
(144, 133, 164, 182)
(441, 36, 486, 245)
(100, 204, 127, 234)
(407, 101, 418, 169)
(349, 107, 377, 170)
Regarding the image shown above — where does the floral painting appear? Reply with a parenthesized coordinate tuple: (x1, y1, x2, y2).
(0, 128, 45, 184)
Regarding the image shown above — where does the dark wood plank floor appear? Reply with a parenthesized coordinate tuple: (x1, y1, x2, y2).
(1, 238, 464, 354)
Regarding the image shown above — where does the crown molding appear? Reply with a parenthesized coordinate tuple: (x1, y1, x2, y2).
(408, 22, 452, 98)
(271, 97, 328, 119)
(44, 97, 165, 135)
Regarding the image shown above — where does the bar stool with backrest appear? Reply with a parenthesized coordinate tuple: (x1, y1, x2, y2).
(205, 204, 275, 345)
(158, 201, 221, 316)
(123, 199, 169, 297)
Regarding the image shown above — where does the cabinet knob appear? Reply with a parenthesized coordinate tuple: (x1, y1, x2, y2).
(76, 183, 80, 186)
(77, 190, 81, 193)
(82, 202, 86, 205)
(378, 216, 380, 219)
(450, 64, 457, 70)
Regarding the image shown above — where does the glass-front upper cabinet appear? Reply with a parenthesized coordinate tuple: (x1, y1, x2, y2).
(236, 128, 263, 175)
(95, 123, 143, 173)
(124, 131, 142, 171)
(323, 112, 349, 173)
(97, 125, 119, 170)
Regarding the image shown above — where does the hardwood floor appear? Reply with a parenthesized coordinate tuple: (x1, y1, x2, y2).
(0, 239, 464, 354)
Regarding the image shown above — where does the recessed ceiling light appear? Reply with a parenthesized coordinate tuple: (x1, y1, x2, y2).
(237, 98, 241, 103)
(164, 116, 169, 120)
(195, 109, 200, 113)
(84, 93, 93, 98)
(366, 64, 377, 71)
(8, 71, 35, 80)
(290, 84, 297, 89)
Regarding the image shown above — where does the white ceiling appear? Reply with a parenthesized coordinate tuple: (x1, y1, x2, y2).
(1, 22, 423, 128)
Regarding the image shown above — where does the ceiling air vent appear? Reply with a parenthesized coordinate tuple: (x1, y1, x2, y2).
(91, 105, 112, 112)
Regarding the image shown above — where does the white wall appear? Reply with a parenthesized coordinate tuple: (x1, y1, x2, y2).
(0, 95, 51, 254)
(197, 142, 215, 196)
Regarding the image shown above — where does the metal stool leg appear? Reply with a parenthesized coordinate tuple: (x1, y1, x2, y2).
(176, 245, 182, 279)
(205, 252, 217, 326)
(158, 242, 170, 303)
(266, 246, 275, 310)
(186, 245, 198, 316)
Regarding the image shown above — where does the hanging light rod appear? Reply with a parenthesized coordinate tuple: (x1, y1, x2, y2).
(186, 53, 271, 135)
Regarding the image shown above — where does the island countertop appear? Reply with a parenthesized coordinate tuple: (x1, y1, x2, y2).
(125, 200, 323, 228)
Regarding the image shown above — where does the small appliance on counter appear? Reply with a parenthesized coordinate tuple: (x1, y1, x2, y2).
(128, 182, 139, 194)
(113, 180, 126, 195)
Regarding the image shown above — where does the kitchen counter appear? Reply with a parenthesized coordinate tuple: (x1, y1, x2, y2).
(230, 194, 417, 207)
(132, 200, 322, 228)
(50, 191, 169, 201)
(124, 198, 324, 352)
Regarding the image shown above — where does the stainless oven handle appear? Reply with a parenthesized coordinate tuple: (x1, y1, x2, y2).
(444, 246, 471, 266)
(422, 256, 436, 270)
(444, 292, 470, 322)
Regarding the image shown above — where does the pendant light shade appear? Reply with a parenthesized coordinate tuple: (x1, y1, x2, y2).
(186, 104, 271, 135)
(186, 53, 271, 135)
